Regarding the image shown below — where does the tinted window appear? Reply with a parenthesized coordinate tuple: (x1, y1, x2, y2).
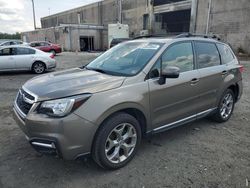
(162, 42, 194, 72)
(217, 44, 234, 64)
(195, 42, 220, 68)
(16, 48, 35, 55)
(0, 48, 12, 56)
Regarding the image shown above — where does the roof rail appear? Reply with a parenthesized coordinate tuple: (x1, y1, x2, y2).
(133, 34, 168, 39)
(175, 33, 221, 41)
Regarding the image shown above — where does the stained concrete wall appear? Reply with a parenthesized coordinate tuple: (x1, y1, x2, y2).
(41, 0, 148, 37)
(122, 0, 148, 37)
(25, 0, 250, 53)
(41, 2, 101, 27)
(195, 0, 250, 54)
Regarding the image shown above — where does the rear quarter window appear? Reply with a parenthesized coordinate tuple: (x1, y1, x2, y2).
(217, 43, 235, 64)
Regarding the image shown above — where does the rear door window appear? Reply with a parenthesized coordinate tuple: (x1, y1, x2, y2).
(217, 43, 235, 64)
(194, 42, 220, 69)
(16, 48, 35, 55)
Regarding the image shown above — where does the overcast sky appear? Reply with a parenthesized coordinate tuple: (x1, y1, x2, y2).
(0, 0, 100, 34)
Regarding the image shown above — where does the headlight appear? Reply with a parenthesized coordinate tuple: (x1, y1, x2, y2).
(38, 94, 91, 117)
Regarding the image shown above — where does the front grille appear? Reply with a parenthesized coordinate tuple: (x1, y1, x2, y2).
(20, 88, 35, 101)
(16, 90, 34, 115)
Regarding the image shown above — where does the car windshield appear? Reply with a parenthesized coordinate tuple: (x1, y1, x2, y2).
(86, 42, 163, 76)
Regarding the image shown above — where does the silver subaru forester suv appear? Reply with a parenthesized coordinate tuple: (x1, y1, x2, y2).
(13, 34, 243, 169)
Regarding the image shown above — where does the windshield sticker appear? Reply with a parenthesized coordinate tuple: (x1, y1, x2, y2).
(141, 44, 160, 50)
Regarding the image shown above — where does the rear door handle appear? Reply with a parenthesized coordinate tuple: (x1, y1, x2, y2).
(221, 70, 228, 75)
(191, 78, 199, 85)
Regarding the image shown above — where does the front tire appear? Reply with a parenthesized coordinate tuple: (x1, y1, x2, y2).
(32, 62, 46, 74)
(92, 113, 141, 169)
(211, 89, 235, 123)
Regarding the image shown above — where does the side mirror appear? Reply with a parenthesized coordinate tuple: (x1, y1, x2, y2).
(158, 66, 180, 85)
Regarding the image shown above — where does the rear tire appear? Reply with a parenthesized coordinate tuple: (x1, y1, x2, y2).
(32, 62, 46, 74)
(211, 89, 235, 123)
(92, 113, 141, 169)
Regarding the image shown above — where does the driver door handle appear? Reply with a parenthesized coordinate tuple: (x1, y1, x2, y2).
(191, 78, 200, 85)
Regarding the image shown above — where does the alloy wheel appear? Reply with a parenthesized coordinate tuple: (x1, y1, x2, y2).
(105, 123, 137, 164)
(220, 93, 234, 119)
(34, 63, 45, 74)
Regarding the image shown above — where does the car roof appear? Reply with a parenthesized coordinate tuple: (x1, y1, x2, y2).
(132, 36, 219, 43)
(0, 39, 22, 43)
(0, 45, 35, 49)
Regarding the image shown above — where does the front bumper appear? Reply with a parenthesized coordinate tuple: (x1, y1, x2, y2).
(13, 105, 98, 160)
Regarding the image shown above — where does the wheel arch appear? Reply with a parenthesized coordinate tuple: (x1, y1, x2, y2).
(91, 105, 149, 153)
(228, 84, 240, 102)
(31, 60, 47, 70)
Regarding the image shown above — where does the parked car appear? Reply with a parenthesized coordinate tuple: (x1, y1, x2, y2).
(13, 34, 243, 169)
(0, 40, 28, 46)
(29, 41, 62, 55)
(0, 45, 56, 74)
(110, 38, 131, 48)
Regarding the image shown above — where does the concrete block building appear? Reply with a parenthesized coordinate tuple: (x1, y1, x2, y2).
(22, 0, 250, 54)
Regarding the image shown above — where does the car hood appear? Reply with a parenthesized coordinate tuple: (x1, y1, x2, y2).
(23, 68, 125, 101)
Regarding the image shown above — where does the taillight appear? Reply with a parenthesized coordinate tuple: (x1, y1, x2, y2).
(239, 65, 244, 73)
(50, 54, 55, 59)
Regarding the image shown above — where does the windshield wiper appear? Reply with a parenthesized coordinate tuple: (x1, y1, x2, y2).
(85, 66, 128, 77)
(85, 67, 108, 74)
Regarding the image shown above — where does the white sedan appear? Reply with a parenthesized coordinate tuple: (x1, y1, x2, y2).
(0, 45, 56, 74)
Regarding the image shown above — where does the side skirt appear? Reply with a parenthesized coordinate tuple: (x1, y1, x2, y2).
(147, 108, 217, 135)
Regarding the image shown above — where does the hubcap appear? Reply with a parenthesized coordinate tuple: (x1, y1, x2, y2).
(34, 63, 44, 73)
(105, 123, 137, 164)
(220, 93, 234, 119)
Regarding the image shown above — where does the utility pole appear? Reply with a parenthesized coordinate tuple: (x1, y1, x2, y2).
(118, 0, 122, 23)
(148, 0, 154, 35)
(206, 0, 212, 34)
(190, 0, 198, 33)
(31, 0, 37, 30)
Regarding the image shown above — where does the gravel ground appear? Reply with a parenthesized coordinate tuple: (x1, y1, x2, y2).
(0, 52, 249, 188)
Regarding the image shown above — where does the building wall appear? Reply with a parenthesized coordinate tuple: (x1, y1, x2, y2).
(41, 2, 101, 27)
(122, 0, 148, 37)
(195, 0, 250, 54)
(41, 0, 148, 37)
(24, 0, 250, 53)
(22, 27, 105, 51)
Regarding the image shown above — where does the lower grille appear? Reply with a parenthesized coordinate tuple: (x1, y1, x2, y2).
(16, 90, 33, 115)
